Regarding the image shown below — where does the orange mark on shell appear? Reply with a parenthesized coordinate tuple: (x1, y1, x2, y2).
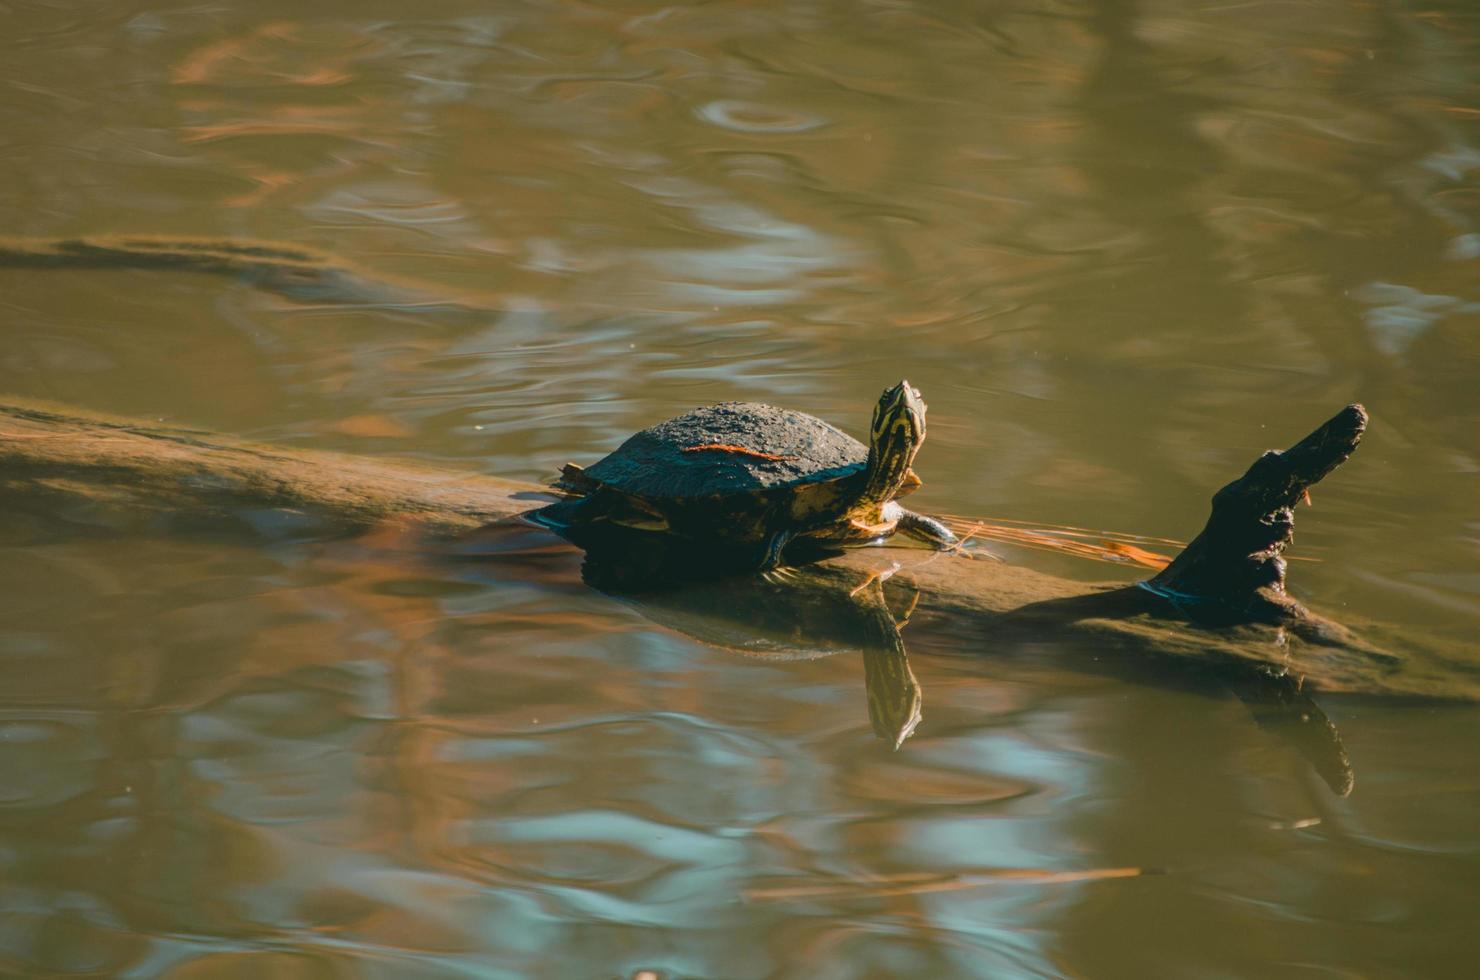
(681, 443, 797, 462)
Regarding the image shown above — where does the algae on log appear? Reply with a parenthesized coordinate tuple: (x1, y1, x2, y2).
(0, 397, 1469, 702)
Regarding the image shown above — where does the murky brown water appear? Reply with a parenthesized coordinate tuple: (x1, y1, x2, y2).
(3, 1, 1479, 976)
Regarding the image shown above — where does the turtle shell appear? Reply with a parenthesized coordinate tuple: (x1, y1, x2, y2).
(573, 402, 866, 501)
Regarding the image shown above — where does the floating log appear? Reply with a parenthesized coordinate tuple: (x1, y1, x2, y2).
(0, 397, 1465, 706)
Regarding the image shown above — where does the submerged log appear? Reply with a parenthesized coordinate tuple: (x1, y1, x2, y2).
(0, 396, 1467, 707)
(0, 236, 495, 310)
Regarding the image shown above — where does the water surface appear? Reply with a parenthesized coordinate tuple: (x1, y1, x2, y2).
(2, 0, 1478, 976)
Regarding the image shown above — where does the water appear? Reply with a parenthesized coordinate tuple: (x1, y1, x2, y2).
(2, 0, 1478, 976)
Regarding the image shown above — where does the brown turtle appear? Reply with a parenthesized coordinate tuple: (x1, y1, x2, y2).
(535, 380, 957, 569)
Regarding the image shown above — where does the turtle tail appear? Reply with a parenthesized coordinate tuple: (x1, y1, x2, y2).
(554, 462, 599, 493)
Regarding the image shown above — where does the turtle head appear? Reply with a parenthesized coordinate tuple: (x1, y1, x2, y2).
(862, 380, 927, 504)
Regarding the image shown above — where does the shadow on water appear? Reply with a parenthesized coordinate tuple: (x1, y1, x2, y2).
(476, 512, 1359, 795)
(469, 519, 928, 750)
(61, 470, 1356, 799)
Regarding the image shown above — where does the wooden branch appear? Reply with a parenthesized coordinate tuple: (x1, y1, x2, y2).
(1148, 404, 1367, 611)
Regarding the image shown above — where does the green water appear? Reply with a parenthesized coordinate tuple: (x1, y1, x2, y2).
(2, 1, 1478, 977)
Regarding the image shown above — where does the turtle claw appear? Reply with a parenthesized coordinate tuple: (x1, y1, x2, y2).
(945, 540, 976, 560)
(962, 541, 1004, 562)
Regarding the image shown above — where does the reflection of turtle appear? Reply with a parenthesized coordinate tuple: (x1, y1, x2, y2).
(576, 531, 927, 748)
(534, 380, 956, 570)
(575, 532, 1353, 777)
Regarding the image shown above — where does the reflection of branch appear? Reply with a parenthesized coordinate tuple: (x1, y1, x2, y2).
(1225, 666, 1354, 796)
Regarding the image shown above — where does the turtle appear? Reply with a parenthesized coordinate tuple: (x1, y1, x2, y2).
(533, 379, 958, 570)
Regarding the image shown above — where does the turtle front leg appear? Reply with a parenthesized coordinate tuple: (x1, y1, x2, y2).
(895, 508, 959, 551)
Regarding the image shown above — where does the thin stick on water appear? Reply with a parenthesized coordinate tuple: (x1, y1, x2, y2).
(744, 866, 1148, 902)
